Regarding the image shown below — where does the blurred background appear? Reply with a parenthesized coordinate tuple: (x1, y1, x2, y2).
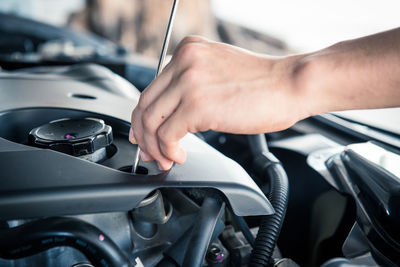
(1, 0, 400, 57)
(0, 0, 399, 134)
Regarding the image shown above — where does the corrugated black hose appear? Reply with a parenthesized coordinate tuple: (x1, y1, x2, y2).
(248, 135, 289, 267)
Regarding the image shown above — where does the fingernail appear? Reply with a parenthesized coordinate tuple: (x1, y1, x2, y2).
(175, 148, 187, 165)
(166, 161, 174, 170)
(140, 150, 152, 162)
(129, 128, 137, 144)
(157, 162, 163, 170)
(157, 161, 173, 171)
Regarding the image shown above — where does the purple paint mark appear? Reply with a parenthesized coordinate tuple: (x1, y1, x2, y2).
(217, 253, 224, 263)
(64, 134, 76, 139)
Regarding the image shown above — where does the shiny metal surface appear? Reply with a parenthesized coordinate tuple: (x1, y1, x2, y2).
(156, 0, 180, 76)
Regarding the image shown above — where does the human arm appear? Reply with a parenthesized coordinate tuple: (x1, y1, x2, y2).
(130, 29, 400, 170)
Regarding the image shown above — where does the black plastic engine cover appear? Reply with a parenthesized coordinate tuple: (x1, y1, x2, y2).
(0, 65, 273, 220)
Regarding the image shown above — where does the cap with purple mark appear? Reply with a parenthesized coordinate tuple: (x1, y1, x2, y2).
(64, 133, 76, 140)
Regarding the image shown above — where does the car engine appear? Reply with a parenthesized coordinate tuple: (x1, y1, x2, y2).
(1, 13, 400, 267)
(0, 63, 278, 267)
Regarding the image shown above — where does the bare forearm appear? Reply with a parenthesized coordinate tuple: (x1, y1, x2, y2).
(293, 27, 400, 117)
(131, 32, 400, 169)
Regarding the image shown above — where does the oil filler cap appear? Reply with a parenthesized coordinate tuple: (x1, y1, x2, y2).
(29, 118, 113, 162)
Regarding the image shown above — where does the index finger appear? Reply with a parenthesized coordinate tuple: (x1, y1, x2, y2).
(157, 104, 190, 164)
(136, 63, 174, 111)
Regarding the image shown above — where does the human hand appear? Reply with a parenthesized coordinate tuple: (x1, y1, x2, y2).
(130, 36, 307, 170)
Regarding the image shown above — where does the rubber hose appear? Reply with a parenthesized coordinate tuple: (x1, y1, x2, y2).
(249, 154, 289, 267)
(0, 217, 133, 267)
(182, 197, 225, 267)
(248, 134, 269, 155)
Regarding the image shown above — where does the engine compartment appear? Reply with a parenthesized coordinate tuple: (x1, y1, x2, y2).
(0, 54, 400, 267)
(0, 64, 273, 220)
(0, 65, 274, 267)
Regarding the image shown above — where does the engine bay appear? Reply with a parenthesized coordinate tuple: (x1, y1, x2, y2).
(0, 65, 274, 266)
(1, 14, 400, 267)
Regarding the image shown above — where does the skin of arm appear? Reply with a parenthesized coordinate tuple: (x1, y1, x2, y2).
(130, 28, 400, 170)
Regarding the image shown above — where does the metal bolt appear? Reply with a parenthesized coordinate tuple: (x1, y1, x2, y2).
(207, 245, 225, 263)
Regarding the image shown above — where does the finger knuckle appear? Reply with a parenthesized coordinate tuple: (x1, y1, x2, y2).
(181, 35, 200, 44)
(177, 42, 204, 63)
(180, 68, 201, 84)
(180, 35, 206, 46)
(157, 125, 171, 144)
(138, 91, 150, 109)
(142, 108, 157, 133)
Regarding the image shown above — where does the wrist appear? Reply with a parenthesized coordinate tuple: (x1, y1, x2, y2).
(286, 52, 327, 119)
(255, 54, 317, 130)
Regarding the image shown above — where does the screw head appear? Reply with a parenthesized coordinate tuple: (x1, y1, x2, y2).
(207, 245, 225, 263)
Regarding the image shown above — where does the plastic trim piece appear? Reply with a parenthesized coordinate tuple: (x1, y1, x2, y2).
(0, 67, 273, 218)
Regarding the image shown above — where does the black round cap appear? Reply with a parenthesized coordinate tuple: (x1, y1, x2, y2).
(29, 118, 113, 157)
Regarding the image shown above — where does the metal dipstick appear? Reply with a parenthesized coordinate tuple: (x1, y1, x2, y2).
(132, 0, 180, 173)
